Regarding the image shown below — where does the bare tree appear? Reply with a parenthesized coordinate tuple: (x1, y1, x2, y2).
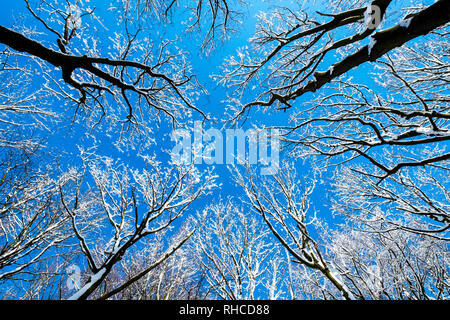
(91, 235, 209, 300)
(0, 45, 56, 151)
(217, 0, 449, 234)
(326, 221, 450, 300)
(232, 163, 355, 299)
(332, 165, 450, 238)
(1, 0, 448, 301)
(0, 54, 77, 297)
(58, 151, 216, 300)
(0, 0, 218, 300)
(219, 0, 449, 117)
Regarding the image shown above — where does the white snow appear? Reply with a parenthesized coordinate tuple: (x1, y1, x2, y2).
(67, 268, 106, 300)
(68, 5, 82, 29)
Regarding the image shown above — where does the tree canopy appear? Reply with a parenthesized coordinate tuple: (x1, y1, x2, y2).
(0, 0, 448, 300)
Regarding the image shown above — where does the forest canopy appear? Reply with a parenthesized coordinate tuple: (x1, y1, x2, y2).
(0, 0, 448, 300)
